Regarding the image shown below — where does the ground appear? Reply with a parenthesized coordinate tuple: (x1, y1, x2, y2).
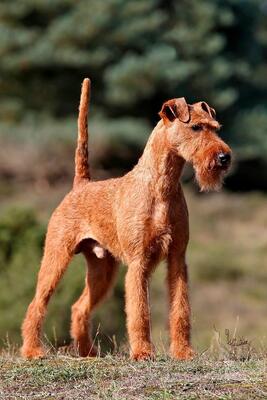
(0, 354, 266, 399)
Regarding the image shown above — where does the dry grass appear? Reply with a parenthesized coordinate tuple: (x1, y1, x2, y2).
(0, 352, 266, 400)
(1, 328, 266, 399)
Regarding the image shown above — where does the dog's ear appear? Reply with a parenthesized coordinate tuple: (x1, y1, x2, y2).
(159, 98, 190, 123)
(210, 106, 216, 119)
(200, 102, 216, 119)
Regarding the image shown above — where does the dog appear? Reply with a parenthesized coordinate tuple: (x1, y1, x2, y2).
(21, 78, 231, 360)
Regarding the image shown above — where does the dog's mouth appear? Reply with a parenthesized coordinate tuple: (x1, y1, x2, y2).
(194, 158, 231, 192)
(209, 163, 230, 173)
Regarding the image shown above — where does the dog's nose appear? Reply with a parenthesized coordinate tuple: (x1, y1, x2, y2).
(217, 152, 231, 167)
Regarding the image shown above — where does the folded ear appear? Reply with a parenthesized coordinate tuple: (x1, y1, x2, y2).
(200, 102, 216, 119)
(159, 98, 190, 123)
(210, 106, 216, 119)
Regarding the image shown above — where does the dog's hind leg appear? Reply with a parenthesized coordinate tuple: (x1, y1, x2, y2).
(21, 221, 75, 359)
(70, 250, 118, 357)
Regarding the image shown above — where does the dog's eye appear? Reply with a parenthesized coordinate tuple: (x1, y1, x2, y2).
(191, 124, 202, 132)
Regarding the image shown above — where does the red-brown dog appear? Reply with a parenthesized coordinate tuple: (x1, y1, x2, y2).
(21, 78, 231, 360)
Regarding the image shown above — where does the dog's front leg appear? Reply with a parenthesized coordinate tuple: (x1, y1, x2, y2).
(167, 250, 195, 360)
(125, 264, 154, 361)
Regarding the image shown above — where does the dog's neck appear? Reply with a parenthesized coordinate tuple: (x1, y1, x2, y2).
(135, 120, 185, 199)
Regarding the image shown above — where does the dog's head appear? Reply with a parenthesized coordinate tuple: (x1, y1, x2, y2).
(159, 98, 232, 191)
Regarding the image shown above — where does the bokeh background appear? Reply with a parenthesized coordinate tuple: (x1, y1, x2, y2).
(0, 0, 266, 354)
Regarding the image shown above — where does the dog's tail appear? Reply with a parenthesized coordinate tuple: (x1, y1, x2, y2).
(74, 78, 91, 187)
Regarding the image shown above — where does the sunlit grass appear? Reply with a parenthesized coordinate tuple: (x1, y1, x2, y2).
(0, 350, 266, 400)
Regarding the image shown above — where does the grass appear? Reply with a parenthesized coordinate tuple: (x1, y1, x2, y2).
(1, 329, 266, 399)
(0, 353, 266, 399)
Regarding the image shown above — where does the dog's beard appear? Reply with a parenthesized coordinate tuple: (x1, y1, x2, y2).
(194, 163, 226, 192)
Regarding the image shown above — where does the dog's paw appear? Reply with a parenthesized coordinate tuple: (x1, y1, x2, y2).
(170, 346, 196, 361)
(131, 350, 155, 361)
(20, 346, 45, 360)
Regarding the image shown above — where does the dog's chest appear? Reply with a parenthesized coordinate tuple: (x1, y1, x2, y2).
(145, 201, 172, 260)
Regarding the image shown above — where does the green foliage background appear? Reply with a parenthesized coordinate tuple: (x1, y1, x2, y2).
(1, 0, 267, 165)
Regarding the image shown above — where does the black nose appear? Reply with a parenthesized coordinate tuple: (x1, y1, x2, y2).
(217, 152, 231, 167)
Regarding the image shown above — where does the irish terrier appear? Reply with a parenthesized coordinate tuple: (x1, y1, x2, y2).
(21, 78, 231, 361)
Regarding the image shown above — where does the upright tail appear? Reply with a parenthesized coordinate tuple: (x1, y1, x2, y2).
(74, 78, 91, 187)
